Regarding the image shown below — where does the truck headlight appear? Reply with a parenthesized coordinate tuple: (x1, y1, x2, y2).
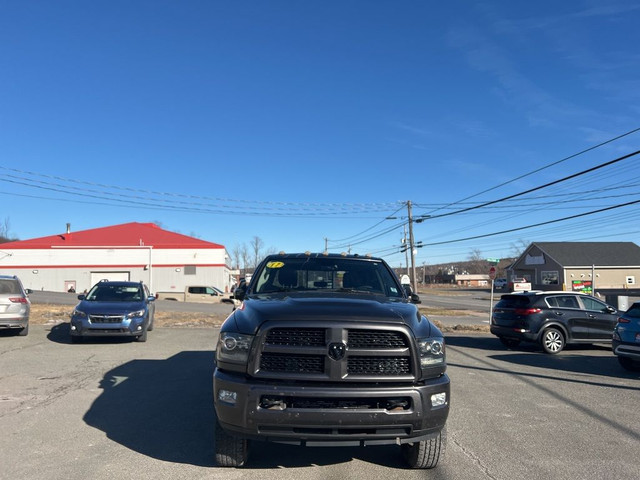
(417, 337, 445, 367)
(217, 332, 253, 364)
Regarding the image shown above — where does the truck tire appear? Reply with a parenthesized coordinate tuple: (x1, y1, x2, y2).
(401, 426, 446, 469)
(215, 421, 249, 467)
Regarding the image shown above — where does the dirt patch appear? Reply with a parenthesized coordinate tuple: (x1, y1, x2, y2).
(29, 304, 230, 328)
(30, 304, 489, 333)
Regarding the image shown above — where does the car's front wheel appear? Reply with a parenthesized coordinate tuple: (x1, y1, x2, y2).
(135, 326, 148, 342)
(618, 356, 640, 372)
(401, 426, 446, 469)
(541, 328, 565, 354)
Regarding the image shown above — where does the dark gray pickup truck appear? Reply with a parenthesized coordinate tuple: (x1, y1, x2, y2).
(213, 253, 450, 469)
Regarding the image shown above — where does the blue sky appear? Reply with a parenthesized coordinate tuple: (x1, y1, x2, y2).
(1, 1, 640, 269)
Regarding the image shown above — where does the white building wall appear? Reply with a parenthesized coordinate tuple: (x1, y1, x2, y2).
(0, 246, 232, 293)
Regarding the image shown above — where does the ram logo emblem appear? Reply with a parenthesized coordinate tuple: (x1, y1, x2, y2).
(328, 342, 347, 361)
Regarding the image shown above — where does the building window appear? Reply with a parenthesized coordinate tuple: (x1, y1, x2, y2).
(541, 271, 559, 285)
(184, 265, 196, 275)
(627, 276, 635, 285)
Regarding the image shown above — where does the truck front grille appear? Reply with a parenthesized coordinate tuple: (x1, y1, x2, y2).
(256, 325, 415, 381)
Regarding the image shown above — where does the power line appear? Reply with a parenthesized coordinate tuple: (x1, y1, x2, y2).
(424, 149, 640, 220)
(422, 198, 640, 247)
(422, 126, 640, 216)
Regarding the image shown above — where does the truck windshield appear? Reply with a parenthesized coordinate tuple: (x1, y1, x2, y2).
(253, 257, 403, 298)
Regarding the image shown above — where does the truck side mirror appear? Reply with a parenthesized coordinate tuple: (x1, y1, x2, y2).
(233, 287, 246, 302)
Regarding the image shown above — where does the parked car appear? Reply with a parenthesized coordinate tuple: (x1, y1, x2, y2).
(490, 291, 617, 354)
(70, 281, 155, 343)
(612, 302, 640, 371)
(493, 278, 507, 290)
(0, 275, 32, 336)
(156, 285, 233, 303)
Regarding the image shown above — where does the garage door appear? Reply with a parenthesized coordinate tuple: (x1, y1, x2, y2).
(90, 272, 130, 286)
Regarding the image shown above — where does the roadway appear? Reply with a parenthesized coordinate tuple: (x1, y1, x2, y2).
(1, 323, 638, 479)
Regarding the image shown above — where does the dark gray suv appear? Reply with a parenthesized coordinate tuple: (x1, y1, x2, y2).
(491, 291, 618, 354)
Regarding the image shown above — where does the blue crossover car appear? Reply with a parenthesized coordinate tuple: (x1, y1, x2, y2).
(70, 281, 155, 343)
(613, 302, 640, 371)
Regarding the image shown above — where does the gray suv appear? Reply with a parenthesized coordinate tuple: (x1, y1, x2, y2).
(0, 275, 32, 336)
(491, 291, 618, 354)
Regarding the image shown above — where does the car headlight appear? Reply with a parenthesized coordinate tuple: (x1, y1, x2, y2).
(417, 337, 445, 367)
(217, 332, 254, 364)
(126, 309, 145, 319)
(72, 308, 86, 317)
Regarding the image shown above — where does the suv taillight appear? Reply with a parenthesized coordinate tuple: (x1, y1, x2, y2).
(514, 308, 541, 315)
(9, 297, 28, 304)
(617, 317, 630, 323)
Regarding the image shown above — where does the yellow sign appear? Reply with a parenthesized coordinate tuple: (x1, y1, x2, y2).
(266, 261, 285, 269)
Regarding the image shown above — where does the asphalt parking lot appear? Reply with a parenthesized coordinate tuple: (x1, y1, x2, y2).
(1, 323, 638, 480)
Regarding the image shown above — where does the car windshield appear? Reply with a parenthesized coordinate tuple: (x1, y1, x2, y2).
(253, 257, 403, 298)
(86, 284, 142, 302)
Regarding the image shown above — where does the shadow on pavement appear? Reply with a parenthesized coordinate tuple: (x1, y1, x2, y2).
(47, 322, 143, 345)
(83, 351, 216, 466)
(81, 350, 431, 469)
(446, 334, 640, 386)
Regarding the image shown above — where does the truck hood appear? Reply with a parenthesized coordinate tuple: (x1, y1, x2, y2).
(227, 293, 431, 336)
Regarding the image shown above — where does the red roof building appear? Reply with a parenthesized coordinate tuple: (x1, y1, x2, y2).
(0, 222, 232, 293)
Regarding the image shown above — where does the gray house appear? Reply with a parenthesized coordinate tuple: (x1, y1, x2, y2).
(508, 242, 640, 306)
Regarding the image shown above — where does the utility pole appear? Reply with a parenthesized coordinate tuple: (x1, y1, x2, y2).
(324, 238, 328, 254)
(407, 200, 418, 293)
(403, 224, 409, 275)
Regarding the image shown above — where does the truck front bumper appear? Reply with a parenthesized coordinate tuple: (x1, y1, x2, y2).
(214, 369, 450, 446)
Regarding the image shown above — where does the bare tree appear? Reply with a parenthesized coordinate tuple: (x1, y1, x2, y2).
(467, 248, 487, 274)
(232, 244, 242, 270)
(0, 217, 15, 243)
(510, 239, 529, 258)
(239, 244, 250, 275)
(251, 236, 264, 268)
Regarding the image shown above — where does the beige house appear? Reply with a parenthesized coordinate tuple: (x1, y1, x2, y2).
(508, 242, 640, 306)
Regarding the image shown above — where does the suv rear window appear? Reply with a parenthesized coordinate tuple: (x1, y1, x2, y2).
(0, 279, 21, 295)
(495, 295, 531, 308)
(624, 304, 640, 318)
